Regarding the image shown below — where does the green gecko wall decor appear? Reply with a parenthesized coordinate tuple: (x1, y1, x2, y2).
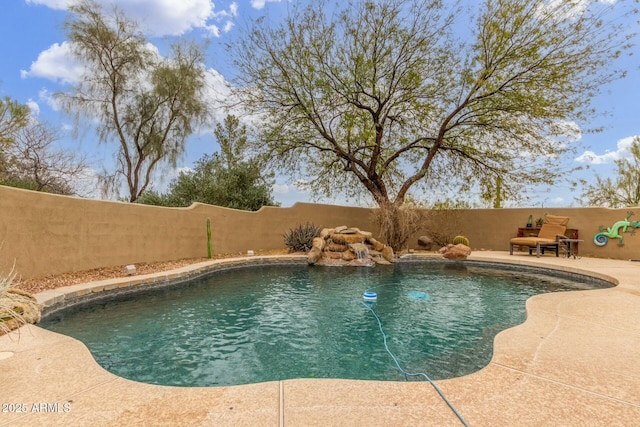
(593, 211, 639, 247)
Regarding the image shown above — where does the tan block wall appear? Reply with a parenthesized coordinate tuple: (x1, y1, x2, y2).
(1, 185, 639, 279)
(412, 207, 640, 261)
(0, 186, 377, 279)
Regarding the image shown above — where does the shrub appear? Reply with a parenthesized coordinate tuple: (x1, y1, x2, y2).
(283, 222, 322, 252)
(0, 261, 26, 336)
(452, 235, 470, 246)
(372, 203, 426, 252)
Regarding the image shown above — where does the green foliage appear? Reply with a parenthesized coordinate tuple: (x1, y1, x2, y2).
(58, 0, 209, 202)
(232, 0, 635, 244)
(0, 97, 29, 146)
(452, 235, 470, 246)
(283, 223, 322, 253)
(580, 137, 640, 207)
(137, 154, 279, 211)
(137, 113, 279, 211)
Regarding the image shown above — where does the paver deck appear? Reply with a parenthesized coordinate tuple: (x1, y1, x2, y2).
(1, 252, 639, 426)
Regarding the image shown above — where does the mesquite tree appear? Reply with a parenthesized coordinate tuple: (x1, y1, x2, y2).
(58, 0, 209, 201)
(230, 0, 636, 249)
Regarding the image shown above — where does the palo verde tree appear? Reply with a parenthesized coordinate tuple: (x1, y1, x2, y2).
(230, 0, 637, 249)
(580, 137, 640, 207)
(58, 0, 209, 202)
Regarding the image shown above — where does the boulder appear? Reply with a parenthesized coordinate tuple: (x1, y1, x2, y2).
(312, 237, 326, 251)
(326, 243, 348, 252)
(381, 246, 395, 262)
(349, 243, 370, 257)
(417, 236, 433, 250)
(329, 233, 365, 244)
(307, 247, 323, 264)
(320, 228, 334, 238)
(440, 244, 471, 260)
(366, 237, 386, 252)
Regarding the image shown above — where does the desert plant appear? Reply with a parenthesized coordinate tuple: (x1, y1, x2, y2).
(0, 261, 26, 336)
(206, 218, 213, 259)
(452, 235, 470, 246)
(283, 223, 322, 252)
(422, 206, 464, 248)
(372, 203, 427, 252)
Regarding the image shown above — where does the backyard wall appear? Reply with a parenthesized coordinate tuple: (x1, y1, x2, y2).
(1, 185, 639, 279)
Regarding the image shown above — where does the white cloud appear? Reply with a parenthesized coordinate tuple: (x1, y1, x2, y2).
(38, 88, 62, 112)
(26, 0, 239, 37)
(25, 0, 69, 9)
(576, 136, 638, 164)
(250, 0, 285, 10)
(20, 42, 84, 84)
(26, 99, 40, 116)
(538, 0, 618, 20)
(272, 184, 290, 194)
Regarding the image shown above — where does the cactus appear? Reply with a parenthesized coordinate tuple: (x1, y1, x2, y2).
(206, 218, 212, 259)
(452, 235, 469, 246)
(283, 222, 322, 252)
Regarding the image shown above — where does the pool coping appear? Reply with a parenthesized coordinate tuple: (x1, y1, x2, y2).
(2, 251, 640, 426)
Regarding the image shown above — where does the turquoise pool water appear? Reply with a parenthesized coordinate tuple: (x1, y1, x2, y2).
(40, 262, 608, 387)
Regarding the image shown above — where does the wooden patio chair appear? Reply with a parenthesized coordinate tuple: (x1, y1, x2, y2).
(509, 215, 570, 258)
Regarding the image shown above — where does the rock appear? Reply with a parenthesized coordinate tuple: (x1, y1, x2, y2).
(326, 243, 348, 252)
(340, 227, 360, 234)
(438, 244, 453, 254)
(326, 251, 343, 259)
(329, 233, 365, 244)
(320, 228, 333, 238)
(312, 237, 326, 251)
(341, 250, 357, 261)
(307, 247, 323, 264)
(417, 236, 433, 250)
(306, 225, 393, 267)
(381, 246, 395, 262)
(441, 244, 471, 260)
(366, 237, 386, 252)
(349, 243, 370, 257)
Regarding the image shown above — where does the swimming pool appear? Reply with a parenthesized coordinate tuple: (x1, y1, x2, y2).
(40, 261, 611, 387)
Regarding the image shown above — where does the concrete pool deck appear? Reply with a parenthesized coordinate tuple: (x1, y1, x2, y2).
(1, 251, 639, 426)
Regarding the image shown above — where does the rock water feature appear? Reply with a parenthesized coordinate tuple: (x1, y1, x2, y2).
(307, 226, 395, 266)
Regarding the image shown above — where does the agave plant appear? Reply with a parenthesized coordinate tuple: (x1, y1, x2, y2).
(283, 222, 322, 252)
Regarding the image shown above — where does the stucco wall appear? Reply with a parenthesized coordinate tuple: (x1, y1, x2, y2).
(1, 185, 638, 279)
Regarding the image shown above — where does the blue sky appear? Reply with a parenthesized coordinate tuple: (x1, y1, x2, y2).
(1, 0, 639, 207)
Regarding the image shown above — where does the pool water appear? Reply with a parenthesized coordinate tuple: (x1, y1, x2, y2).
(40, 262, 606, 387)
